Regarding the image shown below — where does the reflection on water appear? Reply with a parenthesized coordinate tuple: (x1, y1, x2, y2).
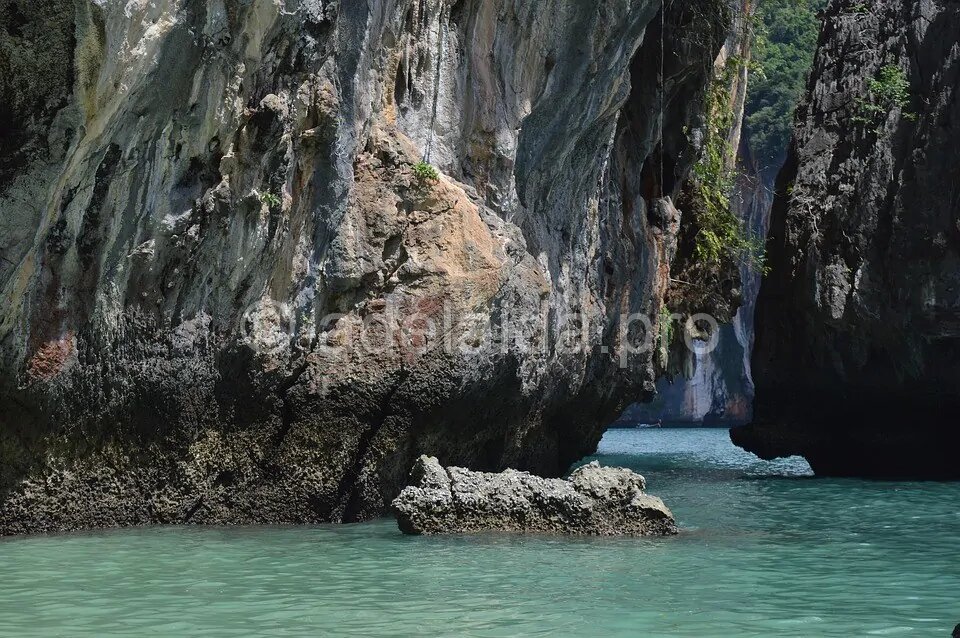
(1, 428, 957, 637)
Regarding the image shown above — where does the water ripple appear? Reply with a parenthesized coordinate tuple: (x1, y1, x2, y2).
(0, 429, 957, 637)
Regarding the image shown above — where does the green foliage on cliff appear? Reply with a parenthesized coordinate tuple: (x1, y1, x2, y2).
(854, 65, 916, 128)
(659, 304, 675, 342)
(687, 0, 824, 269)
(413, 161, 439, 183)
(745, 0, 826, 170)
(658, 304, 675, 366)
(259, 191, 281, 209)
(692, 64, 767, 271)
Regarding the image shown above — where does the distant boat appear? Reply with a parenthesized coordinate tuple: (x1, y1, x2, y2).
(611, 421, 662, 430)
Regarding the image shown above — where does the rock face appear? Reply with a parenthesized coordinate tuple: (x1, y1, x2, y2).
(620, 155, 772, 428)
(392, 456, 677, 536)
(0, 0, 735, 534)
(733, 0, 960, 477)
(620, 2, 769, 429)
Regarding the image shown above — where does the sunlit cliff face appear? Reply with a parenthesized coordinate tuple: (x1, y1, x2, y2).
(0, 0, 734, 533)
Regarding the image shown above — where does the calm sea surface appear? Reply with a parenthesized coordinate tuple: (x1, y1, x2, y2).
(1, 428, 958, 637)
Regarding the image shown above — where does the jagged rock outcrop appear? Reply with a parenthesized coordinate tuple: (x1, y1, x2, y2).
(392, 456, 677, 535)
(0, 0, 735, 534)
(733, 0, 960, 478)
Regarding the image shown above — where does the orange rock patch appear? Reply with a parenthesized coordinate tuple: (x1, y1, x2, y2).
(26, 333, 75, 381)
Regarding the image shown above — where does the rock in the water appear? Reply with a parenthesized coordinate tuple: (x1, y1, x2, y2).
(391, 456, 677, 536)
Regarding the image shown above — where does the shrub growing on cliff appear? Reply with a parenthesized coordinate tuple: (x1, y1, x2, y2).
(691, 66, 767, 272)
(854, 65, 916, 129)
(259, 191, 282, 209)
(413, 160, 439, 183)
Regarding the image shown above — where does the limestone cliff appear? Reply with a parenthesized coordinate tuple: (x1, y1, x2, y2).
(0, 0, 735, 533)
(621, 0, 767, 428)
(620, 142, 773, 427)
(733, 0, 960, 477)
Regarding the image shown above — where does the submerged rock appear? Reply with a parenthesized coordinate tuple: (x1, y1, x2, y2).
(391, 456, 677, 536)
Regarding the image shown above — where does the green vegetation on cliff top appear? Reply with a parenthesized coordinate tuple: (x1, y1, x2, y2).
(690, 0, 825, 270)
(745, 0, 826, 170)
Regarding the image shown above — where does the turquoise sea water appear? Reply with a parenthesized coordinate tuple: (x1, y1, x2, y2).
(1, 428, 958, 637)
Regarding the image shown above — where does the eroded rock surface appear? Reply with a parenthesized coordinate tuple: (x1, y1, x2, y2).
(392, 456, 677, 536)
(734, 0, 960, 478)
(0, 0, 735, 534)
